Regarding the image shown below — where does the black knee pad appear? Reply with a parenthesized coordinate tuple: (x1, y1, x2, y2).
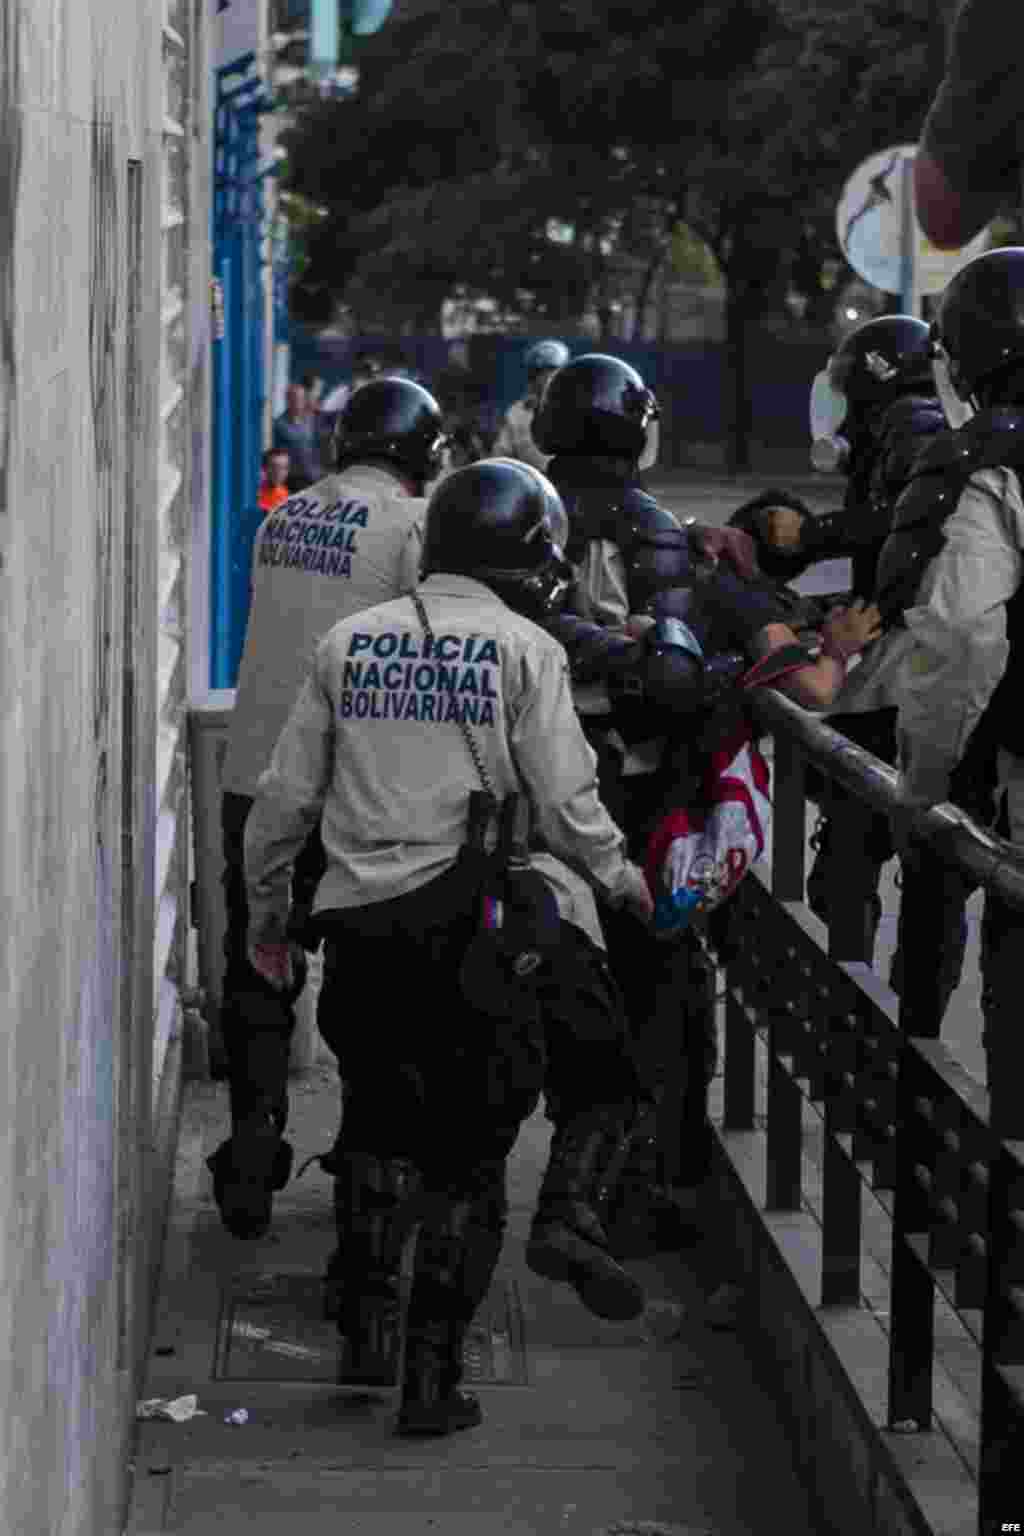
(408, 1198, 477, 1325)
(332, 1151, 423, 1281)
(458, 1164, 509, 1317)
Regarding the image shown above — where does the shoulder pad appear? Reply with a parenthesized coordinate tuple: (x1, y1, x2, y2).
(958, 407, 1024, 473)
(888, 462, 964, 534)
(891, 406, 1024, 534)
(619, 484, 684, 540)
(874, 403, 946, 509)
(560, 484, 626, 553)
(904, 424, 972, 480)
(563, 481, 683, 552)
(878, 395, 944, 440)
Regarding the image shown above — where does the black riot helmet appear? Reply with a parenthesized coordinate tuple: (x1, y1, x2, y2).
(532, 353, 660, 462)
(932, 247, 1024, 406)
(828, 316, 933, 416)
(333, 376, 448, 487)
(421, 458, 574, 620)
(810, 316, 933, 472)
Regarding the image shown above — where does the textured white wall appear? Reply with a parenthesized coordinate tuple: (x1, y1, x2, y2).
(0, 1, 207, 1531)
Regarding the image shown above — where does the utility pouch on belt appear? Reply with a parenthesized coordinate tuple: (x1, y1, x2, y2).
(409, 588, 560, 1018)
(458, 791, 561, 1019)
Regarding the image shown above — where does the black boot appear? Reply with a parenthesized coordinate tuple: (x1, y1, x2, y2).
(206, 1111, 293, 1240)
(396, 1194, 491, 1435)
(526, 1109, 646, 1320)
(395, 1318, 482, 1436)
(331, 1152, 422, 1388)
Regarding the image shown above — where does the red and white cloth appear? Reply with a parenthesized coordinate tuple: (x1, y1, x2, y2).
(645, 645, 810, 937)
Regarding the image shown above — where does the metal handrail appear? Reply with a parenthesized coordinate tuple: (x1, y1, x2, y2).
(751, 686, 1024, 910)
(710, 686, 1024, 1534)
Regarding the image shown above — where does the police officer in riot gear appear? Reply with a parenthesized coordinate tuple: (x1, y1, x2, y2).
(734, 318, 968, 1010)
(245, 457, 654, 1435)
(804, 316, 946, 592)
(208, 377, 447, 1243)
(877, 247, 1024, 1117)
(494, 339, 571, 470)
(531, 353, 880, 1215)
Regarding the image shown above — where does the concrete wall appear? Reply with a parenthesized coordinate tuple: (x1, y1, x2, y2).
(0, 1, 208, 1531)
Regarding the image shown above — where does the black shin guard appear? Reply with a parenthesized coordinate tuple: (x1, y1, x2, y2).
(527, 1106, 645, 1320)
(399, 1198, 485, 1436)
(330, 1152, 422, 1386)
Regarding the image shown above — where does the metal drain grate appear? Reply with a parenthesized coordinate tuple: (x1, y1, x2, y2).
(213, 1269, 528, 1385)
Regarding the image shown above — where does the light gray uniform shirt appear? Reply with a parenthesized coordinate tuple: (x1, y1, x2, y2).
(894, 465, 1024, 807)
(244, 574, 635, 951)
(493, 398, 551, 472)
(222, 464, 424, 798)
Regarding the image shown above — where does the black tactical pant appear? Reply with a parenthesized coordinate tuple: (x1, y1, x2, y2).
(219, 790, 327, 1135)
(892, 848, 975, 1036)
(977, 787, 1023, 1136)
(805, 710, 898, 961)
(584, 723, 718, 1189)
(806, 709, 970, 1032)
(316, 860, 642, 1353)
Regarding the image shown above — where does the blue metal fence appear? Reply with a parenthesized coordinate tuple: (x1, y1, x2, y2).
(283, 324, 827, 467)
(211, 53, 275, 689)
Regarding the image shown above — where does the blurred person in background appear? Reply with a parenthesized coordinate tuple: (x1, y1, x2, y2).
(494, 339, 571, 471)
(258, 447, 292, 514)
(318, 352, 383, 455)
(301, 372, 325, 412)
(433, 340, 489, 467)
(273, 379, 324, 491)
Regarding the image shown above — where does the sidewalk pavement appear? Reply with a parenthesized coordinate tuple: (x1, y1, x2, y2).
(645, 470, 844, 518)
(126, 1058, 825, 1535)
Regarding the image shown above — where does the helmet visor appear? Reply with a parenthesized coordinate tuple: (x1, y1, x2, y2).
(932, 342, 975, 428)
(809, 366, 848, 442)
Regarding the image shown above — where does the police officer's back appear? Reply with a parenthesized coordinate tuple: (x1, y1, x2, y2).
(878, 248, 1024, 1124)
(530, 354, 819, 1202)
(210, 378, 447, 1243)
(244, 459, 653, 1435)
(223, 378, 444, 801)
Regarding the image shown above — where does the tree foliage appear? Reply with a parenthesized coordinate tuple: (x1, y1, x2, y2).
(282, 0, 950, 458)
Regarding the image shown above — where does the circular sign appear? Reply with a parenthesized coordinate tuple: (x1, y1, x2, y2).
(836, 144, 917, 294)
(836, 144, 989, 296)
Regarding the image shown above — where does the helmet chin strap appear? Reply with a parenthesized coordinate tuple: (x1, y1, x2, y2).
(638, 417, 660, 472)
(474, 557, 574, 619)
(933, 352, 976, 428)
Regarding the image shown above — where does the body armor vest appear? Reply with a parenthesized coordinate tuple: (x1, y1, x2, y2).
(545, 457, 800, 743)
(876, 406, 1024, 756)
(552, 469, 699, 614)
(787, 395, 948, 598)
